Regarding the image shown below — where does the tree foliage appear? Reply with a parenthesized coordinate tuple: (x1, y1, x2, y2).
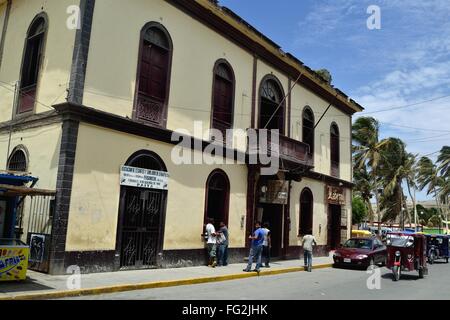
(352, 115, 448, 229)
(352, 196, 368, 225)
(315, 69, 333, 85)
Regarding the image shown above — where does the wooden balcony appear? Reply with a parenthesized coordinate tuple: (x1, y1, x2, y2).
(18, 85, 36, 114)
(247, 129, 313, 168)
(136, 93, 165, 127)
(331, 160, 340, 178)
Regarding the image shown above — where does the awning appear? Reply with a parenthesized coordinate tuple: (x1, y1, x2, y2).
(0, 184, 56, 197)
(0, 172, 37, 186)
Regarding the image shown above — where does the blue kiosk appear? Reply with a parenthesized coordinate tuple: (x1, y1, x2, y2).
(0, 172, 55, 280)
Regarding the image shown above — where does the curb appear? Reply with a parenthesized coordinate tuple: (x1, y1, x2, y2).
(0, 263, 333, 300)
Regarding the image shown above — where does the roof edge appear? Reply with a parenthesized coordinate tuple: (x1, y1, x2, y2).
(186, 0, 364, 114)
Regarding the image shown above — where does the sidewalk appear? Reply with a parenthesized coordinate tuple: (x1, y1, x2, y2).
(0, 255, 334, 300)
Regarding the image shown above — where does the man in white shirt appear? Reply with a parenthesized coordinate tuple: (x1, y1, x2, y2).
(301, 229, 317, 272)
(205, 218, 217, 268)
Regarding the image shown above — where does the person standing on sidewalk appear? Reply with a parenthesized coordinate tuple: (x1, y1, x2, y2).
(205, 218, 217, 268)
(217, 222, 229, 267)
(302, 230, 317, 272)
(262, 223, 271, 268)
(243, 221, 264, 273)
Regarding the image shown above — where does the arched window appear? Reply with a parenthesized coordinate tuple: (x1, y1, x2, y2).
(135, 23, 173, 127)
(330, 123, 340, 177)
(7, 148, 28, 172)
(204, 170, 230, 227)
(299, 188, 313, 236)
(18, 15, 47, 114)
(259, 76, 285, 135)
(302, 107, 315, 156)
(211, 60, 235, 140)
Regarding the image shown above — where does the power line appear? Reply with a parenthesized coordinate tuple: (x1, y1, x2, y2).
(0, 82, 55, 111)
(407, 138, 450, 144)
(404, 133, 450, 143)
(422, 150, 441, 157)
(359, 94, 450, 115)
(381, 121, 450, 133)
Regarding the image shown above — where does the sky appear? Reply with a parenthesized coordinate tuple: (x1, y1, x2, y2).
(219, 0, 450, 201)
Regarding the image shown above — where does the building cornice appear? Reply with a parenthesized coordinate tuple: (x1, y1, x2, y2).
(0, 103, 354, 188)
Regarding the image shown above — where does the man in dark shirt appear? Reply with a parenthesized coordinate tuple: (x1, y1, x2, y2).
(217, 222, 229, 267)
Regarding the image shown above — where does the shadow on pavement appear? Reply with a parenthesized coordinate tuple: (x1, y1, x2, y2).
(0, 277, 54, 293)
(429, 261, 449, 265)
(332, 264, 369, 272)
(381, 273, 420, 281)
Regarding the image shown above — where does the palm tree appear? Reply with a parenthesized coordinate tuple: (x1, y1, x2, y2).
(437, 146, 450, 232)
(353, 162, 375, 223)
(417, 157, 446, 230)
(352, 117, 390, 232)
(378, 138, 408, 226)
(404, 153, 419, 230)
(437, 146, 450, 178)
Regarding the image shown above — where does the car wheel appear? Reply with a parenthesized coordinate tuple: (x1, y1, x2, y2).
(429, 252, 435, 265)
(392, 266, 401, 281)
(418, 268, 425, 279)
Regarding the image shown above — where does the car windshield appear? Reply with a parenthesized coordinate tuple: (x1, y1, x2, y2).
(387, 235, 414, 247)
(344, 239, 372, 249)
(429, 237, 443, 245)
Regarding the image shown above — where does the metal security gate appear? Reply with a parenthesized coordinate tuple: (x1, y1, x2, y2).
(120, 187, 165, 269)
(25, 195, 55, 273)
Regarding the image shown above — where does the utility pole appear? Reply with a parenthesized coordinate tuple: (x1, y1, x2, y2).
(414, 188, 418, 232)
(6, 80, 19, 169)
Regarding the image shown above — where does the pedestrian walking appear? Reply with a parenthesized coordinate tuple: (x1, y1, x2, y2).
(262, 222, 271, 268)
(301, 230, 317, 272)
(204, 218, 217, 268)
(243, 221, 264, 273)
(217, 222, 229, 267)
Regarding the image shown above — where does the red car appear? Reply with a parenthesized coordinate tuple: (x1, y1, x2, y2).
(333, 237, 387, 268)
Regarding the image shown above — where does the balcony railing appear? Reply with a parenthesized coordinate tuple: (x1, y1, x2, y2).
(248, 129, 313, 167)
(18, 85, 37, 114)
(331, 160, 340, 178)
(136, 93, 165, 127)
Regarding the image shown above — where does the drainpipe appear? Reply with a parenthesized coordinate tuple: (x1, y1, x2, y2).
(6, 80, 20, 168)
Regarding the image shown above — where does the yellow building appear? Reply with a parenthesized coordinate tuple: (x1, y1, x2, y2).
(0, 0, 363, 274)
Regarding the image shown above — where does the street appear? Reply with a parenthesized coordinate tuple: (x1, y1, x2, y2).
(62, 262, 450, 300)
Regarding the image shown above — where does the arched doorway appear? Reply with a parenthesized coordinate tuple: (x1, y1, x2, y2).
(116, 150, 168, 269)
(259, 76, 285, 134)
(204, 170, 230, 228)
(299, 188, 314, 236)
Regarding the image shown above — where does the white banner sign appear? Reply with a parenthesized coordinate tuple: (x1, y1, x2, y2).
(120, 166, 169, 190)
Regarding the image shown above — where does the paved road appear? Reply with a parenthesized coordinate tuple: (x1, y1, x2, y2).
(62, 262, 450, 300)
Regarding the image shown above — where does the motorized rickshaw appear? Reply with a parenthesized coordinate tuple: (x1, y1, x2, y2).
(425, 234, 449, 264)
(386, 232, 428, 281)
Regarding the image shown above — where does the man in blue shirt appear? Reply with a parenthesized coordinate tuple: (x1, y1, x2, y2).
(243, 221, 264, 273)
